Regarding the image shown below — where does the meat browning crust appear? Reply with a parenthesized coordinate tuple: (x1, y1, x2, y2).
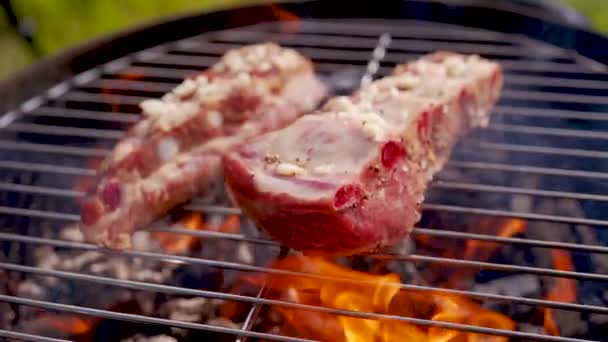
(80, 43, 327, 249)
(223, 51, 503, 256)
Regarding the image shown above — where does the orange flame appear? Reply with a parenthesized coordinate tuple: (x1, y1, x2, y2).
(151, 214, 241, 254)
(259, 255, 515, 342)
(270, 5, 301, 33)
(419, 218, 527, 287)
(544, 249, 576, 336)
(152, 212, 203, 253)
(463, 219, 527, 261)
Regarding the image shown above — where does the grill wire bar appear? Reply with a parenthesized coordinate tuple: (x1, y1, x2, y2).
(0, 17, 607, 342)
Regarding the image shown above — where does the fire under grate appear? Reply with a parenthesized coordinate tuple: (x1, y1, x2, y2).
(2, 12, 608, 342)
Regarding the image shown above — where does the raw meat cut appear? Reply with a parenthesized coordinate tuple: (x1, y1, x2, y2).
(223, 52, 503, 256)
(80, 43, 327, 249)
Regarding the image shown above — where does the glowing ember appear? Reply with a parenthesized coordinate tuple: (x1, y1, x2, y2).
(544, 249, 576, 336)
(118, 71, 144, 82)
(270, 5, 300, 22)
(31, 314, 93, 336)
(258, 255, 515, 342)
(270, 5, 301, 33)
(151, 214, 241, 253)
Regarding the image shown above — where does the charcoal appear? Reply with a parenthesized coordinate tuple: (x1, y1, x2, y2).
(206, 317, 239, 329)
(60, 251, 103, 270)
(517, 323, 546, 335)
(171, 264, 223, 291)
(473, 274, 541, 298)
(16, 280, 46, 300)
(473, 275, 541, 318)
(552, 309, 588, 337)
(160, 297, 212, 319)
(577, 281, 607, 311)
(122, 334, 178, 342)
(236, 244, 254, 265)
(59, 224, 84, 242)
(588, 312, 608, 326)
(574, 224, 608, 275)
(0, 302, 14, 331)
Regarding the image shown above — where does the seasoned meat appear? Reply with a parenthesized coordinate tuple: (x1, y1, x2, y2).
(223, 52, 503, 256)
(80, 43, 327, 249)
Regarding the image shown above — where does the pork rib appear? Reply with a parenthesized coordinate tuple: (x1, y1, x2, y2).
(223, 52, 503, 256)
(80, 43, 327, 249)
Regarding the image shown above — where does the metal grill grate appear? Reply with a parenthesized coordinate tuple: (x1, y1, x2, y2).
(1, 16, 608, 342)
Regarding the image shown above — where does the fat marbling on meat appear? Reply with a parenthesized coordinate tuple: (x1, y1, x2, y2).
(223, 52, 503, 256)
(80, 43, 327, 249)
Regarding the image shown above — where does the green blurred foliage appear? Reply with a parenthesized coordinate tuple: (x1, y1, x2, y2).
(562, 0, 608, 33)
(0, 13, 34, 76)
(11, 0, 244, 55)
(0, 0, 606, 80)
(0, 0, 244, 79)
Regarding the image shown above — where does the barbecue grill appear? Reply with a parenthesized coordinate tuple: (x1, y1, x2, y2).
(2, 0, 608, 341)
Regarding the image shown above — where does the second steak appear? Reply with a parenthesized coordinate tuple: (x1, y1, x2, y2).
(80, 43, 327, 249)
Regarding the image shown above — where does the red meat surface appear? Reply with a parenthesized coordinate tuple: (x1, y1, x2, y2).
(223, 52, 503, 256)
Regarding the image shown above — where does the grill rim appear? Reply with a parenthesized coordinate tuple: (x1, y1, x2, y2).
(2, 1, 608, 341)
(2, 0, 608, 116)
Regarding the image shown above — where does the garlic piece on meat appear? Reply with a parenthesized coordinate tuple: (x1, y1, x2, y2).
(313, 163, 335, 175)
(414, 60, 430, 74)
(330, 96, 358, 113)
(207, 111, 224, 128)
(361, 122, 382, 141)
(224, 52, 246, 72)
(162, 93, 177, 103)
(195, 75, 208, 86)
(113, 141, 135, 162)
(236, 72, 251, 85)
(281, 49, 300, 68)
(275, 163, 305, 177)
(445, 56, 467, 77)
(156, 102, 199, 131)
(359, 112, 387, 141)
(140, 99, 166, 117)
(172, 78, 197, 98)
(195, 82, 226, 102)
(157, 138, 180, 162)
(250, 44, 266, 61)
(395, 74, 420, 90)
(259, 61, 272, 72)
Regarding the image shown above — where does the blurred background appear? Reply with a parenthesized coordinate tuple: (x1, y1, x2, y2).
(0, 0, 605, 80)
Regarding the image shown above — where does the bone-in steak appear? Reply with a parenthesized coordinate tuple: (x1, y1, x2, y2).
(223, 52, 503, 256)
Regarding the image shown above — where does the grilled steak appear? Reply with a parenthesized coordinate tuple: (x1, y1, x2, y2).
(223, 52, 503, 256)
(80, 43, 327, 249)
